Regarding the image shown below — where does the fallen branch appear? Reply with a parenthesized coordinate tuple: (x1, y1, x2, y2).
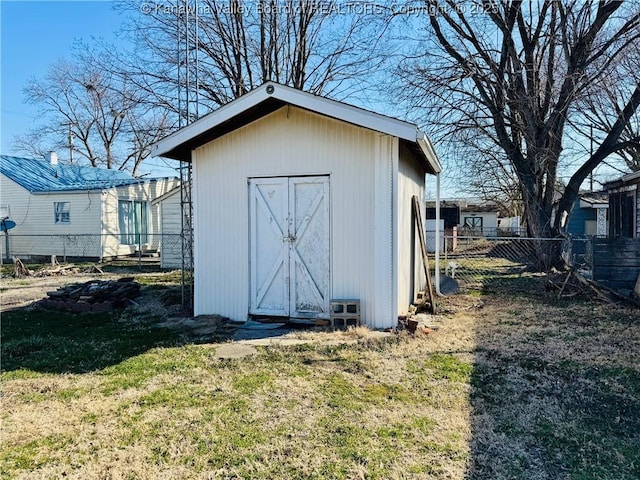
(84, 264, 104, 274)
(573, 270, 615, 304)
(33, 264, 79, 277)
(12, 258, 31, 278)
(587, 278, 640, 308)
(550, 270, 640, 308)
(557, 270, 572, 300)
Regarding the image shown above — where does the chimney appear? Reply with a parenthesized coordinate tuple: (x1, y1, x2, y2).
(46, 151, 58, 165)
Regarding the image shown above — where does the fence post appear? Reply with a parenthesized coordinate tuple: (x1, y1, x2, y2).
(3, 231, 9, 263)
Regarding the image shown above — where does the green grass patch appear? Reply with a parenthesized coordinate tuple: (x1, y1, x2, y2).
(0, 434, 73, 472)
(135, 270, 182, 285)
(409, 353, 473, 383)
(1, 307, 181, 375)
(3, 273, 639, 479)
(470, 294, 640, 480)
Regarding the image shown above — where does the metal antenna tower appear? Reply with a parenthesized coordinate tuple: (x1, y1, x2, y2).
(176, 0, 200, 312)
(180, 161, 194, 312)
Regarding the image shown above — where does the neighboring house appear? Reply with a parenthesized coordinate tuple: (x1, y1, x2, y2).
(426, 201, 461, 232)
(428, 199, 521, 239)
(566, 191, 609, 237)
(0, 153, 179, 260)
(153, 82, 442, 329)
(459, 201, 499, 236)
(605, 171, 640, 238)
(425, 201, 460, 252)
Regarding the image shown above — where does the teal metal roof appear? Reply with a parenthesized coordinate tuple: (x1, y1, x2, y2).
(0, 155, 145, 192)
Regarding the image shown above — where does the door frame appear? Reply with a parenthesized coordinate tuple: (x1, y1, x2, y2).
(248, 174, 331, 319)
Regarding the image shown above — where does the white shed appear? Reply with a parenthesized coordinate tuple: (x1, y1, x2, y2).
(153, 83, 441, 329)
(151, 183, 190, 269)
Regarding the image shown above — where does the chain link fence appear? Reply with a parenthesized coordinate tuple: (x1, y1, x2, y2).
(3, 232, 597, 291)
(436, 234, 593, 290)
(0, 233, 187, 270)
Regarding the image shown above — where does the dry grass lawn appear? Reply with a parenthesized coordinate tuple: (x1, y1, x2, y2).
(1, 273, 639, 479)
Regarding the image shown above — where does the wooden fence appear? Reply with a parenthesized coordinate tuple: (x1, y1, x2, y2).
(593, 237, 640, 291)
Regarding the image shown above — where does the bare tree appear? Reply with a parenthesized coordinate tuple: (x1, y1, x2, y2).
(572, 40, 640, 173)
(456, 138, 524, 218)
(394, 0, 640, 240)
(14, 55, 172, 176)
(109, 0, 386, 123)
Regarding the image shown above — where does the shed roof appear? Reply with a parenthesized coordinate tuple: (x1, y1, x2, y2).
(151, 181, 188, 205)
(0, 155, 147, 193)
(153, 82, 442, 175)
(603, 170, 640, 190)
(578, 191, 609, 208)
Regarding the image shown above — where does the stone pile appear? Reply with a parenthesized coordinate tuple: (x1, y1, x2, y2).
(40, 278, 141, 313)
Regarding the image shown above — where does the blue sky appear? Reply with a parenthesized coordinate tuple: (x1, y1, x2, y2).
(1, 1, 617, 194)
(1, 1, 127, 157)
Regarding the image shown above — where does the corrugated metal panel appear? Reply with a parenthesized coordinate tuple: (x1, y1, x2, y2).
(0, 155, 143, 192)
(372, 134, 395, 329)
(193, 106, 388, 324)
(397, 145, 426, 316)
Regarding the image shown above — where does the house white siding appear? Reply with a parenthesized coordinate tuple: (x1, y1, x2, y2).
(1, 173, 102, 258)
(459, 211, 498, 235)
(397, 144, 427, 316)
(1, 173, 178, 260)
(193, 106, 399, 327)
(101, 178, 179, 257)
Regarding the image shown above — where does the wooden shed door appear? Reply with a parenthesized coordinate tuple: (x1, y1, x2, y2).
(249, 176, 330, 319)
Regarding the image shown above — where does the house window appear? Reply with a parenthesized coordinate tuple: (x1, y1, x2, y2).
(118, 200, 148, 245)
(54, 202, 70, 224)
(464, 216, 483, 234)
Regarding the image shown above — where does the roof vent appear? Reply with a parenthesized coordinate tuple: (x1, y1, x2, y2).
(45, 151, 58, 165)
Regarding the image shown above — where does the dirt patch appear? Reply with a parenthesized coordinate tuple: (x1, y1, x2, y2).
(0, 274, 126, 312)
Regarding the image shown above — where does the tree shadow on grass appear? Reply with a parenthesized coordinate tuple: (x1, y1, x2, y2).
(465, 275, 640, 480)
(0, 304, 227, 375)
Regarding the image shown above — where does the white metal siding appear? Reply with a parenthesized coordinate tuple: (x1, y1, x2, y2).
(372, 134, 396, 328)
(397, 145, 427, 316)
(193, 106, 396, 326)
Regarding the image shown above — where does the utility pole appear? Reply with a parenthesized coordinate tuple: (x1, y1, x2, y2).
(590, 125, 594, 191)
(68, 123, 74, 164)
